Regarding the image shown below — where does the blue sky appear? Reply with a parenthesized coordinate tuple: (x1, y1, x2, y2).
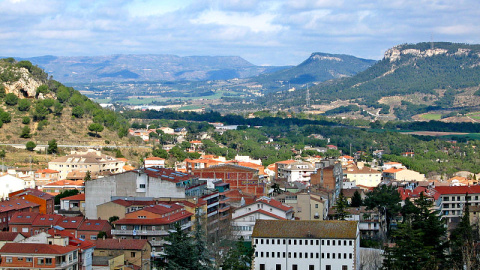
(1, 0, 479, 66)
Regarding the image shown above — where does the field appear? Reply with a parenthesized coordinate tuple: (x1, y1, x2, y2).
(419, 113, 442, 120)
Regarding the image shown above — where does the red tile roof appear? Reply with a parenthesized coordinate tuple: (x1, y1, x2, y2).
(43, 180, 84, 187)
(117, 211, 193, 225)
(57, 216, 84, 229)
(60, 193, 85, 201)
(0, 232, 21, 241)
(0, 198, 40, 213)
(94, 239, 149, 250)
(110, 199, 157, 207)
(32, 214, 62, 227)
(9, 212, 39, 224)
(145, 157, 165, 160)
(383, 168, 404, 173)
(434, 186, 480, 195)
(141, 203, 184, 215)
(234, 209, 288, 221)
(253, 197, 293, 212)
(0, 243, 78, 255)
(35, 169, 59, 174)
(275, 160, 296, 164)
(77, 219, 111, 232)
(46, 229, 95, 251)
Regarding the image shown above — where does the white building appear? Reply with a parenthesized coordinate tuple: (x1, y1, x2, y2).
(144, 157, 165, 168)
(344, 163, 382, 188)
(277, 161, 316, 184)
(0, 175, 34, 198)
(252, 220, 360, 270)
(232, 197, 294, 240)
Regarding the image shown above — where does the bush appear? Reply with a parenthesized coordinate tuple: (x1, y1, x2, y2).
(25, 141, 36, 151)
(22, 116, 30, 124)
(20, 126, 31, 138)
(72, 106, 84, 118)
(5, 93, 18, 106)
(17, 99, 31, 111)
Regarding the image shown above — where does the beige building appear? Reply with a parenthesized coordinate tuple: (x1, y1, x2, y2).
(275, 192, 328, 220)
(383, 168, 425, 182)
(48, 149, 125, 180)
(344, 163, 382, 188)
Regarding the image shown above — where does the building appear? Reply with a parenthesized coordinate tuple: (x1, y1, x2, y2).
(48, 149, 126, 180)
(382, 168, 425, 182)
(232, 197, 294, 240)
(144, 157, 165, 168)
(8, 188, 55, 214)
(111, 203, 192, 258)
(96, 199, 159, 221)
(0, 199, 40, 231)
(193, 164, 265, 197)
(185, 158, 223, 173)
(275, 192, 328, 220)
(434, 186, 480, 224)
(328, 206, 386, 241)
(93, 239, 151, 270)
(252, 220, 360, 270)
(311, 161, 343, 202)
(343, 163, 381, 188)
(42, 180, 85, 195)
(0, 242, 79, 269)
(59, 193, 86, 216)
(76, 219, 112, 241)
(0, 232, 24, 249)
(0, 175, 34, 199)
(85, 169, 203, 219)
(34, 169, 60, 186)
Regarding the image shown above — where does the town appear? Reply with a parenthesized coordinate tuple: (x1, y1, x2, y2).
(0, 121, 477, 269)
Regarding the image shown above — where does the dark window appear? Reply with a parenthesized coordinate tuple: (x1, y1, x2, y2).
(299, 252, 302, 258)
(327, 253, 330, 259)
(342, 266, 348, 270)
(317, 253, 319, 258)
(261, 239, 264, 244)
(316, 240, 319, 245)
(311, 240, 314, 245)
(322, 253, 325, 258)
(322, 240, 324, 245)
(305, 252, 308, 258)
(327, 240, 330, 245)
(277, 252, 280, 257)
(288, 252, 291, 258)
(309, 266, 315, 270)
(272, 252, 275, 258)
(294, 252, 297, 258)
(255, 239, 258, 244)
(283, 239, 286, 244)
(344, 240, 347, 245)
(310, 252, 313, 258)
(349, 253, 353, 259)
(277, 239, 280, 244)
(276, 265, 282, 270)
(333, 253, 335, 259)
(255, 252, 258, 257)
(266, 239, 269, 244)
(261, 252, 264, 257)
(333, 240, 335, 246)
(326, 266, 331, 270)
(260, 264, 265, 270)
(344, 253, 347, 259)
(299, 240, 302, 245)
(349, 240, 353, 246)
(294, 240, 297, 245)
(289, 240, 291, 245)
(338, 253, 341, 259)
(292, 265, 298, 270)
(266, 252, 269, 258)
(283, 252, 286, 258)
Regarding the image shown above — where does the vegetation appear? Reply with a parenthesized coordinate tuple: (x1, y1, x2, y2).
(54, 189, 79, 205)
(25, 141, 36, 151)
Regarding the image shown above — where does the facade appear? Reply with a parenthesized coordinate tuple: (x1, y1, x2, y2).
(59, 193, 86, 216)
(232, 197, 294, 240)
(85, 169, 202, 219)
(34, 169, 60, 187)
(93, 238, 151, 269)
(343, 163, 381, 188)
(252, 220, 360, 270)
(0, 175, 34, 199)
(8, 188, 55, 214)
(0, 199, 40, 231)
(48, 149, 125, 180)
(311, 161, 343, 201)
(193, 164, 265, 197)
(42, 180, 85, 194)
(144, 157, 165, 168)
(328, 206, 386, 241)
(0, 242, 79, 270)
(434, 186, 480, 223)
(76, 219, 112, 241)
(383, 168, 425, 182)
(275, 192, 328, 220)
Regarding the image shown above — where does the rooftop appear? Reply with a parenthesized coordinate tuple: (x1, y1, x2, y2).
(94, 239, 149, 250)
(252, 220, 358, 239)
(0, 243, 78, 255)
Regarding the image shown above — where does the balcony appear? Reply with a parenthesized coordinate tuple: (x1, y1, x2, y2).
(111, 229, 170, 236)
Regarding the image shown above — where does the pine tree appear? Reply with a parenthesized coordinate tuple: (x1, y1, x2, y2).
(350, 190, 363, 207)
(334, 192, 350, 220)
(192, 208, 213, 270)
(221, 237, 255, 270)
(164, 223, 195, 270)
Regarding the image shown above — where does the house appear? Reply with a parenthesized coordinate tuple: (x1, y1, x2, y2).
(144, 157, 165, 168)
(0, 199, 40, 231)
(275, 192, 328, 220)
(48, 149, 126, 180)
(93, 239, 151, 270)
(185, 158, 223, 173)
(339, 155, 355, 165)
(111, 203, 192, 258)
(0, 232, 24, 249)
(77, 219, 112, 241)
(252, 220, 360, 270)
(45, 229, 95, 270)
(59, 193, 86, 216)
(328, 206, 387, 241)
(381, 162, 405, 171)
(382, 168, 425, 182)
(311, 161, 343, 199)
(42, 180, 85, 195)
(34, 169, 60, 187)
(0, 242, 79, 269)
(232, 197, 294, 240)
(433, 186, 480, 224)
(0, 175, 34, 198)
(8, 188, 55, 214)
(96, 199, 159, 221)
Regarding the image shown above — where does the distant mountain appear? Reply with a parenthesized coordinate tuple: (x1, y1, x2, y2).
(255, 42, 480, 119)
(251, 52, 376, 87)
(21, 54, 288, 83)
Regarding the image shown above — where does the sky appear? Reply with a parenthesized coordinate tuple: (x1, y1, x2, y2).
(1, 0, 480, 66)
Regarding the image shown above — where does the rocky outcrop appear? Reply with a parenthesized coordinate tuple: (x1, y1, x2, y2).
(1, 67, 41, 98)
(384, 47, 449, 62)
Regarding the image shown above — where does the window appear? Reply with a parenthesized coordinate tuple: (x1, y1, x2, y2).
(322, 240, 324, 245)
(121, 225, 127, 230)
(255, 239, 258, 244)
(261, 252, 264, 257)
(17, 257, 23, 261)
(299, 252, 302, 258)
(5, 257, 12, 263)
(316, 253, 319, 258)
(131, 252, 136, 257)
(277, 239, 280, 244)
(139, 184, 146, 188)
(333, 253, 335, 259)
(283, 252, 286, 258)
(26, 257, 32, 262)
(309, 266, 315, 270)
(349, 240, 353, 246)
(311, 240, 314, 245)
(45, 258, 52, 265)
(11, 227, 17, 232)
(349, 253, 353, 259)
(38, 258, 44, 264)
(261, 239, 264, 244)
(338, 240, 341, 245)
(315, 204, 319, 208)
(260, 264, 265, 270)
(310, 252, 313, 258)
(326, 266, 331, 270)
(266, 252, 269, 258)
(276, 264, 282, 270)
(266, 239, 269, 244)
(293, 265, 298, 270)
(288, 252, 291, 258)
(327, 253, 330, 259)
(342, 266, 348, 270)
(344, 253, 347, 259)
(277, 252, 280, 257)
(327, 240, 330, 245)
(294, 252, 297, 258)
(90, 235, 97, 240)
(333, 240, 335, 246)
(294, 240, 297, 245)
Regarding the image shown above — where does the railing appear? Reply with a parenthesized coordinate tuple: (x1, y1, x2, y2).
(111, 229, 169, 236)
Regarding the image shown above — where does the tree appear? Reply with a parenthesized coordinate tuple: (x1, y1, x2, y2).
(164, 223, 195, 270)
(17, 99, 31, 111)
(4, 93, 18, 106)
(192, 208, 213, 270)
(152, 147, 168, 159)
(350, 190, 363, 207)
(364, 185, 401, 231)
(33, 102, 49, 121)
(450, 194, 479, 269)
(108, 216, 119, 225)
(20, 126, 31, 138)
(0, 150, 5, 158)
(84, 171, 91, 181)
(97, 231, 107, 239)
(25, 141, 36, 151)
(36, 84, 49, 95)
(221, 237, 255, 270)
(71, 106, 84, 118)
(47, 139, 57, 154)
(22, 116, 30, 125)
(334, 192, 350, 220)
(88, 123, 104, 137)
(54, 189, 79, 204)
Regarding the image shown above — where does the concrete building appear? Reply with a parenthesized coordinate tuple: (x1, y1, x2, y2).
(276, 160, 316, 184)
(433, 186, 480, 224)
(8, 188, 55, 215)
(275, 192, 328, 220)
(382, 168, 425, 182)
(143, 157, 165, 168)
(252, 220, 360, 270)
(93, 239, 151, 270)
(0, 175, 34, 199)
(85, 169, 204, 219)
(48, 149, 125, 180)
(343, 163, 381, 188)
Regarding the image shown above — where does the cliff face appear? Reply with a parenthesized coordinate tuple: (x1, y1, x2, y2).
(383, 45, 480, 62)
(0, 66, 53, 99)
